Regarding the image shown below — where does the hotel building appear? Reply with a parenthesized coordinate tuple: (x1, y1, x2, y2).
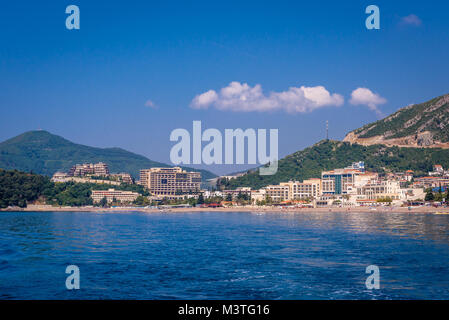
(356, 180, 401, 201)
(264, 179, 322, 202)
(321, 162, 367, 195)
(91, 189, 140, 203)
(265, 184, 290, 202)
(139, 167, 201, 196)
(286, 178, 322, 200)
(93, 162, 110, 176)
(68, 162, 110, 177)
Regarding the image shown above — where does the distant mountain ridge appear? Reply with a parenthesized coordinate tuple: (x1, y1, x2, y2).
(344, 93, 449, 148)
(0, 130, 216, 181)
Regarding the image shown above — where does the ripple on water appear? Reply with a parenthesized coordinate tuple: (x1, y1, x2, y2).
(0, 211, 449, 299)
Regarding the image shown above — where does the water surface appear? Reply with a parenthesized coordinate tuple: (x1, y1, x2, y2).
(0, 211, 448, 299)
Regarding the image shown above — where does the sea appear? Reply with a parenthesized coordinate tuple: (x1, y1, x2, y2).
(0, 211, 448, 299)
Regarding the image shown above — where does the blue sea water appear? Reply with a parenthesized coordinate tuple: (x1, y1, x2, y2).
(0, 211, 448, 300)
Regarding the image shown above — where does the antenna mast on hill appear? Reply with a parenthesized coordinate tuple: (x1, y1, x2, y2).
(326, 120, 329, 140)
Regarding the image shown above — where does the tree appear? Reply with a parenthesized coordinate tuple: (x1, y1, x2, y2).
(133, 195, 150, 206)
(376, 197, 392, 203)
(197, 193, 204, 205)
(425, 191, 434, 202)
(99, 196, 108, 207)
(225, 193, 233, 202)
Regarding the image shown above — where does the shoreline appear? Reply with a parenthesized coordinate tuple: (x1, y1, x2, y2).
(2, 204, 449, 214)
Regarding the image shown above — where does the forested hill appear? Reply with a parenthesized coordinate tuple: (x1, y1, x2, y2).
(0, 130, 216, 181)
(222, 140, 449, 190)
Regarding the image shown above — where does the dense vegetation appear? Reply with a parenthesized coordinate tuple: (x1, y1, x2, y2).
(0, 169, 149, 208)
(353, 94, 449, 141)
(0, 130, 216, 181)
(0, 169, 53, 208)
(222, 140, 449, 190)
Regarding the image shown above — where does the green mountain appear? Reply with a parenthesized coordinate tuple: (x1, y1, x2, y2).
(344, 93, 449, 148)
(222, 140, 449, 190)
(0, 130, 216, 181)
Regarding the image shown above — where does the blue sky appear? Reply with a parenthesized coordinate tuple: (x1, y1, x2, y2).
(1, 0, 449, 175)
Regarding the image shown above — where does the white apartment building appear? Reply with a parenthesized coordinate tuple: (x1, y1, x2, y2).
(288, 178, 322, 199)
(250, 189, 267, 203)
(356, 180, 402, 201)
(91, 189, 140, 203)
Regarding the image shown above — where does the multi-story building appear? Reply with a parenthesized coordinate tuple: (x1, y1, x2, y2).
(93, 162, 109, 176)
(414, 176, 449, 188)
(322, 169, 360, 195)
(110, 173, 134, 184)
(265, 184, 290, 202)
(68, 162, 109, 177)
(287, 178, 322, 200)
(262, 179, 322, 203)
(356, 180, 401, 201)
(91, 189, 140, 204)
(321, 162, 368, 195)
(250, 189, 267, 203)
(139, 167, 201, 196)
(68, 163, 94, 176)
(429, 165, 445, 176)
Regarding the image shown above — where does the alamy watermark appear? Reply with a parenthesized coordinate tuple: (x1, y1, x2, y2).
(365, 5, 380, 30)
(365, 265, 380, 290)
(65, 5, 80, 30)
(169, 121, 278, 175)
(65, 265, 80, 290)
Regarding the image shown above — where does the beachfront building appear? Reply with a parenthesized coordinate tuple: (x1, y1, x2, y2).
(250, 189, 267, 203)
(265, 184, 290, 202)
(356, 180, 402, 201)
(322, 168, 360, 195)
(91, 189, 140, 204)
(139, 167, 201, 196)
(321, 162, 371, 195)
(288, 178, 322, 200)
(399, 188, 426, 202)
(222, 187, 252, 200)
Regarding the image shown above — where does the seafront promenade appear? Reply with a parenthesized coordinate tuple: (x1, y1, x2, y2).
(2, 204, 449, 214)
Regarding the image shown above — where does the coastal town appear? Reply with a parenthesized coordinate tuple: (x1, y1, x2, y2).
(45, 161, 449, 210)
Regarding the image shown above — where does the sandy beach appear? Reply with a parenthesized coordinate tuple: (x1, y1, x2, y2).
(2, 204, 448, 214)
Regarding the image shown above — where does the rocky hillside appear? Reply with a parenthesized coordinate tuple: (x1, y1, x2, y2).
(344, 93, 449, 148)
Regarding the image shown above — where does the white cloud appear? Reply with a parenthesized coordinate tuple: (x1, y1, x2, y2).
(400, 14, 422, 26)
(191, 90, 218, 109)
(190, 81, 344, 113)
(350, 88, 387, 116)
(144, 100, 157, 109)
